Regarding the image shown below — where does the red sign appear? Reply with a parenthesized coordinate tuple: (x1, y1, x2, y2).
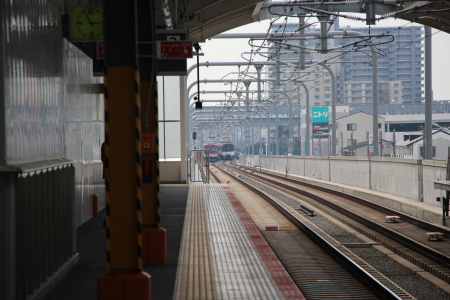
(141, 133, 155, 154)
(158, 41, 193, 59)
(97, 41, 104, 59)
(142, 160, 152, 183)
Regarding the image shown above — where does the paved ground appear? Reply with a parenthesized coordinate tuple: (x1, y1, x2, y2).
(43, 184, 189, 300)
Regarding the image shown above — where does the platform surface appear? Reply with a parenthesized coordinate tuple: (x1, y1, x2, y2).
(43, 183, 302, 300)
(173, 184, 303, 300)
(43, 184, 189, 300)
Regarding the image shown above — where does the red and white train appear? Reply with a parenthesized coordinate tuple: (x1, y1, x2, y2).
(203, 143, 219, 162)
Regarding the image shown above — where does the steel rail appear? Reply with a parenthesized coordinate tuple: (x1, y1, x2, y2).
(232, 163, 450, 281)
(218, 163, 402, 300)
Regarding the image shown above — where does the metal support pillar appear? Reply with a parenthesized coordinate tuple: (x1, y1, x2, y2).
(316, 63, 336, 156)
(298, 15, 305, 70)
(425, 26, 433, 160)
(318, 15, 329, 54)
(244, 81, 251, 111)
(297, 81, 310, 156)
(98, 1, 151, 299)
(255, 64, 263, 102)
(137, 0, 166, 266)
(371, 43, 379, 156)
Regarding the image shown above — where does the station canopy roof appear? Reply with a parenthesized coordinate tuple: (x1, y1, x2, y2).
(155, 1, 450, 42)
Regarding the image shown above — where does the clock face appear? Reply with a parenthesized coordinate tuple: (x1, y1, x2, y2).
(70, 6, 103, 41)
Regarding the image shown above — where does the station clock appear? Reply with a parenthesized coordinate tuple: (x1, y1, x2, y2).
(70, 6, 104, 41)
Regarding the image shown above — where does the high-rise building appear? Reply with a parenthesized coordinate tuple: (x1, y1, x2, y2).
(266, 20, 424, 105)
(339, 25, 424, 104)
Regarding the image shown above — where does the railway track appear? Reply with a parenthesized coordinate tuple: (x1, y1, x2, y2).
(208, 166, 221, 183)
(226, 162, 450, 285)
(213, 163, 413, 299)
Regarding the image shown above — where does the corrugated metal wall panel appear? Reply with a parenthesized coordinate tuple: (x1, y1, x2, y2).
(15, 163, 76, 299)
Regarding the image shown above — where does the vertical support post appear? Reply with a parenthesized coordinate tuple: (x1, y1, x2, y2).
(98, 1, 151, 299)
(318, 16, 329, 54)
(251, 118, 254, 155)
(137, 0, 166, 266)
(255, 64, 263, 103)
(275, 44, 281, 86)
(259, 113, 263, 155)
(319, 63, 336, 156)
(379, 130, 383, 157)
(366, 131, 370, 157)
(298, 14, 305, 70)
(288, 97, 292, 155)
(371, 43, 379, 156)
(424, 26, 433, 160)
(244, 81, 251, 112)
(299, 82, 310, 156)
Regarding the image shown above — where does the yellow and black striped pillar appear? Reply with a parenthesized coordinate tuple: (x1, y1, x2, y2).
(98, 1, 150, 299)
(137, 0, 166, 265)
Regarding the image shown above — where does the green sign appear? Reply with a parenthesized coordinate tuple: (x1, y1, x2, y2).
(312, 106, 329, 123)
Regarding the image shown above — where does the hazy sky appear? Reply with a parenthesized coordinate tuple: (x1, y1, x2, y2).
(187, 16, 450, 102)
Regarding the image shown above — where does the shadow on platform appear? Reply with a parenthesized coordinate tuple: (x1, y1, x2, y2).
(43, 184, 189, 300)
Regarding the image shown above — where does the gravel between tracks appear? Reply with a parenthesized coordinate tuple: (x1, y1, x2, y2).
(243, 177, 450, 300)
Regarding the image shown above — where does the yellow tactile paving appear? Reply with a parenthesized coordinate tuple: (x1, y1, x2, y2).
(174, 183, 288, 300)
(173, 185, 216, 300)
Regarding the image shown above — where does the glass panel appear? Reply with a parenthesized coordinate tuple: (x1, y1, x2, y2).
(159, 123, 165, 158)
(163, 122, 181, 158)
(157, 76, 164, 120)
(163, 77, 180, 120)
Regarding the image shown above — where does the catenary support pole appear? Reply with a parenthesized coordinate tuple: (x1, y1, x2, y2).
(424, 26, 433, 160)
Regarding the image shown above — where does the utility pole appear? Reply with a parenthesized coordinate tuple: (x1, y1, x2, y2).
(424, 26, 433, 159)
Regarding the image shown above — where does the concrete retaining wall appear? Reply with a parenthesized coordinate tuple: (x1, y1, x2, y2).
(242, 155, 447, 208)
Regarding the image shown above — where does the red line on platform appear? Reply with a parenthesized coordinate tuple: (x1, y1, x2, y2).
(222, 184, 306, 300)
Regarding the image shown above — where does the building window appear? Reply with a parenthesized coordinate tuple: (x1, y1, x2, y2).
(347, 123, 357, 131)
(325, 94, 331, 98)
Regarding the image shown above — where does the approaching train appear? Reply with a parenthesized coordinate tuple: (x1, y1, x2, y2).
(203, 143, 219, 161)
(218, 142, 235, 160)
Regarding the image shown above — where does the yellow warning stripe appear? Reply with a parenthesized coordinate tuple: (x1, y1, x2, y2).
(154, 81, 161, 228)
(104, 69, 111, 273)
(135, 69, 143, 271)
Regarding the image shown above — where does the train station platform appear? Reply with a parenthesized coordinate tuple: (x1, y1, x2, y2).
(41, 168, 448, 300)
(42, 183, 303, 300)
